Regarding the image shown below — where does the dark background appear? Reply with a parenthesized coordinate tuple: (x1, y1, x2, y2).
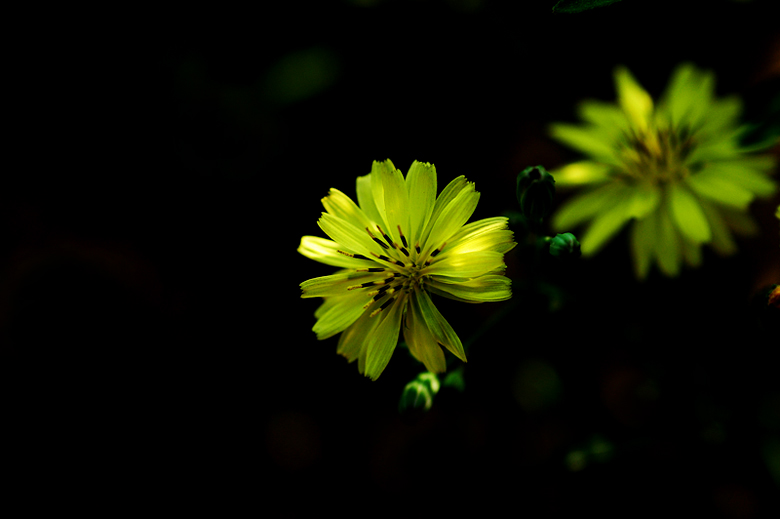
(2, 0, 779, 516)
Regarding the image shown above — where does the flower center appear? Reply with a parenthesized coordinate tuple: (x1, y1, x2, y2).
(341, 224, 446, 316)
(619, 125, 695, 184)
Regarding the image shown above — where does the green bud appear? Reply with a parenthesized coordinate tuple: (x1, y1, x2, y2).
(516, 165, 556, 226)
(398, 372, 440, 415)
(549, 232, 581, 259)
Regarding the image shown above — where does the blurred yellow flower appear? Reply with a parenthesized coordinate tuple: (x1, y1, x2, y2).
(299, 160, 516, 380)
(549, 63, 777, 278)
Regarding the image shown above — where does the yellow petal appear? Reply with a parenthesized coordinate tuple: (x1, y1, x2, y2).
(298, 236, 374, 268)
(312, 290, 372, 340)
(364, 297, 404, 380)
(404, 294, 446, 374)
(669, 183, 711, 244)
(405, 161, 437, 243)
(428, 275, 512, 303)
(552, 182, 628, 231)
(414, 289, 466, 363)
(614, 66, 653, 131)
(552, 161, 612, 186)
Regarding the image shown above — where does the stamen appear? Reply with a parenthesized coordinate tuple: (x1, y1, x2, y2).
(397, 225, 408, 248)
(415, 241, 421, 254)
(366, 228, 389, 250)
(376, 225, 397, 250)
(347, 281, 378, 291)
(424, 242, 447, 266)
(431, 242, 447, 257)
(371, 252, 392, 262)
(356, 267, 385, 273)
(337, 250, 369, 260)
(370, 296, 396, 317)
(367, 285, 395, 298)
(370, 251, 406, 267)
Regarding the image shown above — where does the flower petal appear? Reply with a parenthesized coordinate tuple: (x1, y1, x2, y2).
(685, 171, 754, 209)
(653, 204, 682, 277)
(579, 187, 640, 256)
(442, 217, 515, 257)
(659, 63, 713, 129)
(405, 161, 437, 243)
(321, 188, 375, 230)
(364, 297, 405, 380)
(318, 212, 384, 257)
(297, 236, 375, 268)
(404, 294, 446, 374)
(424, 183, 480, 253)
(614, 66, 654, 131)
(356, 173, 383, 225)
(549, 123, 618, 160)
(630, 217, 653, 280)
(697, 198, 737, 256)
(681, 237, 702, 268)
(312, 290, 372, 340)
(379, 161, 410, 246)
(368, 160, 395, 233)
(703, 158, 777, 198)
(669, 183, 711, 244)
(578, 100, 630, 136)
(428, 275, 512, 303)
(552, 161, 612, 187)
(418, 175, 469, 246)
(300, 271, 379, 298)
(424, 250, 505, 279)
(552, 182, 628, 231)
(337, 305, 381, 363)
(414, 289, 466, 363)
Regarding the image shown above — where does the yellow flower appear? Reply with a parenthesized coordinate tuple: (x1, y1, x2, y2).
(299, 160, 516, 380)
(549, 63, 777, 278)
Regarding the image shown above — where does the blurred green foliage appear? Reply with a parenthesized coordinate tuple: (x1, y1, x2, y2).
(553, 0, 623, 14)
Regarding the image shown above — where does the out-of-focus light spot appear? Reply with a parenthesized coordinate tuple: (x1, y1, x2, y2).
(512, 359, 562, 412)
(263, 47, 341, 106)
(565, 434, 614, 472)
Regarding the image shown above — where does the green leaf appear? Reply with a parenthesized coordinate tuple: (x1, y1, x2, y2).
(553, 0, 623, 14)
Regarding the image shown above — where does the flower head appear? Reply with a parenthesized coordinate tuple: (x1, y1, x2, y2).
(549, 63, 777, 278)
(298, 160, 516, 380)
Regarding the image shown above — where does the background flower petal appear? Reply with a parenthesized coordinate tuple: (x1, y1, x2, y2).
(552, 161, 612, 186)
(552, 182, 628, 231)
(685, 172, 754, 209)
(669, 183, 711, 244)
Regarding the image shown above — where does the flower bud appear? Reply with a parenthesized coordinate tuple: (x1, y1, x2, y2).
(549, 232, 581, 259)
(516, 165, 556, 226)
(398, 372, 440, 415)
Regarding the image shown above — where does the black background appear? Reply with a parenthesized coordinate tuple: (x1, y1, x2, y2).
(2, 0, 779, 516)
